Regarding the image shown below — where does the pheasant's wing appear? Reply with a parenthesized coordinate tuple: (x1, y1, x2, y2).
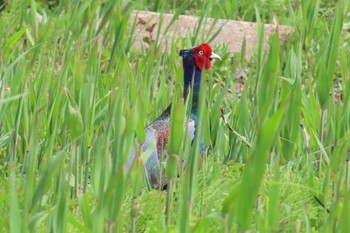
(127, 106, 200, 188)
(127, 106, 170, 187)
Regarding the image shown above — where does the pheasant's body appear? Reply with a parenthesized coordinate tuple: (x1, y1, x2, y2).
(127, 44, 220, 188)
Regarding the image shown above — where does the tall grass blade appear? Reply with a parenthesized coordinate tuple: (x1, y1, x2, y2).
(316, 2, 343, 109)
(10, 170, 22, 233)
(257, 31, 280, 124)
(236, 101, 287, 230)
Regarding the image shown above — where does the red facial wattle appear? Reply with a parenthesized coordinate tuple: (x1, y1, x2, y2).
(193, 43, 213, 70)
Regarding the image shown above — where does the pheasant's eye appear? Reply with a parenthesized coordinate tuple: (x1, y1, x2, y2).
(198, 50, 203, 56)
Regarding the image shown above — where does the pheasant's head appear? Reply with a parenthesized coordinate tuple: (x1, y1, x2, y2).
(179, 43, 221, 91)
(179, 43, 221, 70)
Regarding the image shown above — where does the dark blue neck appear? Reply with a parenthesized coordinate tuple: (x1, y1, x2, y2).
(180, 49, 202, 97)
(180, 49, 201, 118)
(183, 60, 202, 92)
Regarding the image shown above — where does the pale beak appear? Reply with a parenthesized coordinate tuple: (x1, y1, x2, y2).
(209, 52, 221, 61)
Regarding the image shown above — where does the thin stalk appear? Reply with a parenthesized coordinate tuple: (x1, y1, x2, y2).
(11, 85, 25, 163)
(224, 214, 229, 233)
(318, 109, 325, 177)
(130, 216, 136, 233)
(198, 151, 207, 217)
(83, 146, 91, 192)
(75, 144, 79, 198)
(165, 178, 174, 227)
(346, 159, 349, 192)
(130, 196, 137, 233)
(165, 152, 178, 228)
(159, 149, 164, 191)
(220, 108, 252, 148)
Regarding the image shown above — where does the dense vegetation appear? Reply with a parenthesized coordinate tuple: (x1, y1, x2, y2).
(0, 0, 349, 232)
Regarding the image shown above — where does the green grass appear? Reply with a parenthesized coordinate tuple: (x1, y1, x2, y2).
(0, 0, 350, 232)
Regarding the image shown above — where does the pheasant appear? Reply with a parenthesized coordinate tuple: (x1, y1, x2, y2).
(127, 43, 221, 188)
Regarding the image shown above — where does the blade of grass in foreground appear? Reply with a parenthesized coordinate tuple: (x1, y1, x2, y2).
(280, 44, 302, 160)
(236, 100, 287, 230)
(178, 69, 208, 233)
(301, 0, 319, 48)
(10, 169, 22, 233)
(166, 94, 185, 226)
(254, 5, 265, 98)
(257, 31, 280, 125)
(316, 1, 343, 110)
(315, 1, 343, 175)
(267, 157, 281, 232)
(235, 30, 283, 230)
